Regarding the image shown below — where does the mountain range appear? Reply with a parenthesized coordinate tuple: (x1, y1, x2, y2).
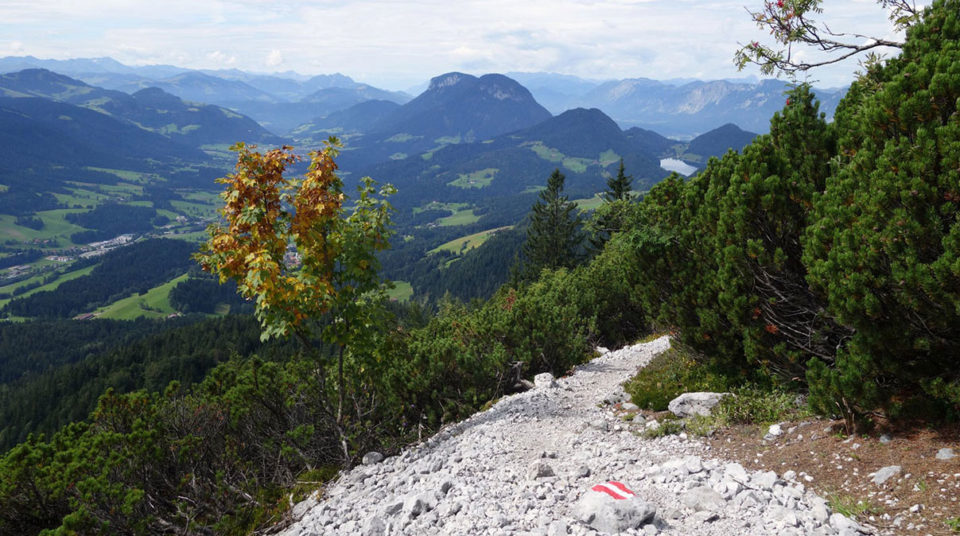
(0, 56, 843, 138)
(0, 61, 762, 233)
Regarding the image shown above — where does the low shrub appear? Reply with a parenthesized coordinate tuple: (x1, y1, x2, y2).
(623, 341, 729, 411)
(714, 385, 805, 425)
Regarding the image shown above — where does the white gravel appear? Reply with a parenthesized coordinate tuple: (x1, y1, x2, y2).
(276, 337, 876, 535)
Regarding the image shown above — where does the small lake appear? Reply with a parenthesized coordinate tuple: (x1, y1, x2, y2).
(660, 158, 698, 176)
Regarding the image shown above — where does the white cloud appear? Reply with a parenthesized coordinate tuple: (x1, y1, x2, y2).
(266, 49, 284, 67)
(0, 0, 934, 88)
(207, 50, 237, 65)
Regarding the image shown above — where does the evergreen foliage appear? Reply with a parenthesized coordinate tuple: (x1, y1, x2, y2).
(802, 0, 960, 424)
(521, 168, 584, 278)
(604, 159, 633, 202)
(588, 159, 636, 251)
(713, 85, 847, 380)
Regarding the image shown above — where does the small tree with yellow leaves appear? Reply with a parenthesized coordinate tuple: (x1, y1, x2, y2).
(196, 138, 394, 462)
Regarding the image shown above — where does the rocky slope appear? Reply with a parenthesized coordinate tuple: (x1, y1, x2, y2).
(277, 338, 875, 535)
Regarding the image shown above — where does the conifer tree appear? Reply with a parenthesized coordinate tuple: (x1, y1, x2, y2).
(714, 85, 846, 380)
(802, 0, 960, 424)
(589, 160, 635, 250)
(604, 159, 633, 202)
(521, 168, 583, 278)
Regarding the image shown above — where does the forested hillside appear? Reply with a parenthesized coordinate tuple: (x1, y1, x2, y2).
(2, 239, 195, 318)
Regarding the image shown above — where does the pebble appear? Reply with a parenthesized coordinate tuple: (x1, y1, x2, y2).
(276, 338, 873, 535)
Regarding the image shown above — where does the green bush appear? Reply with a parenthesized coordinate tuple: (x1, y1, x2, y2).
(802, 0, 960, 424)
(641, 418, 685, 438)
(714, 385, 805, 425)
(623, 342, 729, 411)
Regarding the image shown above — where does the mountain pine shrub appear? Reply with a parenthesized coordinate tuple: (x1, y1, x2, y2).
(802, 0, 960, 424)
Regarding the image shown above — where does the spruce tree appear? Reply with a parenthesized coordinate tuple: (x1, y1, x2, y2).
(589, 160, 634, 250)
(521, 168, 583, 278)
(604, 159, 633, 202)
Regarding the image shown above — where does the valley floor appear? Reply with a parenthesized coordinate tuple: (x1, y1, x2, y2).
(273, 337, 949, 535)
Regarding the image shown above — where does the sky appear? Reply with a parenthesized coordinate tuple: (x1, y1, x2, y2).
(0, 0, 929, 90)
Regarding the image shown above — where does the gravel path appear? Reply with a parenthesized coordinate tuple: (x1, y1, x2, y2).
(277, 337, 874, 535)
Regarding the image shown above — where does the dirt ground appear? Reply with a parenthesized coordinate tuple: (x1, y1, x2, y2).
(703, 418, 960, 535)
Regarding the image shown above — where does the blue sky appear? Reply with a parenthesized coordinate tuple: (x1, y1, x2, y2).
(0, 0, 927, 90)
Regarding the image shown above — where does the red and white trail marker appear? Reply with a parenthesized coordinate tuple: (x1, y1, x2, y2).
(590, 481, 636, 500)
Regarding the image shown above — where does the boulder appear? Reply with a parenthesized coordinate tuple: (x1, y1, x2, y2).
(535, 372, 558, 389)
(575, 481, 656, 533)
(667, 392, 730, 418)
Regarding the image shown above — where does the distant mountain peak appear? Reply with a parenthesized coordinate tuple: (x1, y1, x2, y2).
(5, 68, 89, 86)
(132, 87, 184, 108)
(477, 74, 532, 102)
(428, 72, 473, 91)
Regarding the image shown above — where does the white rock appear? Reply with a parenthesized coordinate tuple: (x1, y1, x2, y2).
(362, 451, 384, 465)
(871, 465, 901, 486)
(830, 513, 863, 533)
(528, 460, 556, 480)
(936, 448, 956, 460)
(574, 486, 656, 533)
(680, 485, 726, 512)
(724, 462, 750, 484)
(667, 392, 730, 418)
(535, 372, 558, 389)
(765, 423, 783, 440)
(753, 470, 779, 491)
(547, 520, 569, 536)
(360, 516, 385, 536)
(810, 500, 830, 524)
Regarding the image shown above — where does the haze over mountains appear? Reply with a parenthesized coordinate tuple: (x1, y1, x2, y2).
(0, 56, 844, 138)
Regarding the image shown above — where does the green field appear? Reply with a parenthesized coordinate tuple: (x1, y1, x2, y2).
(437, 208, 479, 227)
(448, 168, 497, 189)
(574, 195, 606, 212)
(97, 183, 144, 197)
(430, 226, 513, 255)
(528, 142, 593, 174)
(179, 190, 222, 204)
(162, 229, 210, 243)
(385, 133, 421, 143)
(95, 273, 188, 320)
(85, 167, 156, 184)
(0, 209, 88, 245)
(199, 143, 237, 161)
(413, 201, 471, 215)
(170, 200, 218, 219)
(386, 280, 413, 302)
(411, 202, 481, 227)
(599, 149, 621, 167)
(53, 186, 112, 208)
